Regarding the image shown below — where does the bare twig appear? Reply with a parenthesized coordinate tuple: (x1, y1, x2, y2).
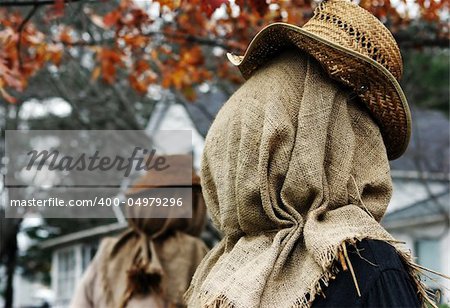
(47, 71, 92, 128)
(2, 0, 449, 48)
(395, 35, 450, 48)
(0, 0, 85, 7)
(53, 33, 449, 51)
(17, 4, 39, 71)
(110, 83, 144, 130)
(148, 30, 237, 51)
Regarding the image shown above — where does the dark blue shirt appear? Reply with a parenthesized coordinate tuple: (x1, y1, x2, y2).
(313, 240, 421, 308)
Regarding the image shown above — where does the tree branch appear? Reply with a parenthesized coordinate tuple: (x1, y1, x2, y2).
(0, 0, 86, 7)
(110, 83, 144, 130)
(47, 72, 92, 128)
(2, 0, 449, 49)
(150, 31, 239, 50)
(54, 31, 449, 51)
(396, 36, 450, 48)
(17, 4, 39, 71)
(52, 31, 241, 51)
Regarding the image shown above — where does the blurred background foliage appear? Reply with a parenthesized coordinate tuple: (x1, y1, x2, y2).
(402, 48, 449, 114)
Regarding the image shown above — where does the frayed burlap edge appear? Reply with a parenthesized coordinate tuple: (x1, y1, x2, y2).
(186, 236, 437, 308)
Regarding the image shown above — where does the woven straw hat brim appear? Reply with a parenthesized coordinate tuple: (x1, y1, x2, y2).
(227, 22, 411, 160)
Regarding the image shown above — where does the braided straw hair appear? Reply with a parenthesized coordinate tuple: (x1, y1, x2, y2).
(227, 0, 411, 160)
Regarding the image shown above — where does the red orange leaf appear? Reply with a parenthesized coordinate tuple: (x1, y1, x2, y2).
(88, 13, 106, 29)
(91, 66, 101, 81)
(59, 29, 72, 44)
(182, 86, 196, 101)
(157, 0, 182, 10)
(0, 79, 17, 103)
(249, 0, 268, 16)
(103, 11, 121, 28)
(54, 0, 65, 17)
(202, 0, 228, 17)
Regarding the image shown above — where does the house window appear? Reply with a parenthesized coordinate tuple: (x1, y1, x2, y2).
(415, 239, 441, 272)
(82, 243, 98, 272)
(56, 248, 76, 306)
(415, 238, 442, 301)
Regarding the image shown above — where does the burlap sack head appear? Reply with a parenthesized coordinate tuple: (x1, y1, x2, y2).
(126, 155, 206, 238)
(186, 50, 421, 307)
(126, 183, 207, 239)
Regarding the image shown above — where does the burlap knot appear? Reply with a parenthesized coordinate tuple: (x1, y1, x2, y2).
(97, 187, 208, 308)
(120, 233, 166, 307)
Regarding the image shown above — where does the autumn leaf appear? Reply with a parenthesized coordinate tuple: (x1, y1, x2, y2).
(129, 74, 146, 93)
(0, 79, 17, 103)
(235, 0, 245, 8)
(46, 44, 63, 66)
(25, 30, 45, 45)
(182, 86, 196, 101)
(129, 71, 157, 94)
(103, 10, 121, 28)
(0, 0, 447, 104)
(54, 0, 65, 17)
(157, 0, 182, 10)
(122, 34, 148, 49)
(91, 66, 101, 81)
(151, 49, 159, 60)
(85, 8, 107, 29)
(181, 46, 204, 65)
(0, 28, 16, 47)
(97, 48, 123, 84)
(171, 69, 186, 89)
(0, 87, 17, 103)
(135, 60, 150, 75)
(249, 0, 269, 16)
(0, 59, 22, 90)
(59, 28, 72, 44)
(201, 0, 228, 17)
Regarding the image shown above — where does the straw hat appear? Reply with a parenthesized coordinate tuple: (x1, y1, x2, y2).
(227, 0, 411, 160)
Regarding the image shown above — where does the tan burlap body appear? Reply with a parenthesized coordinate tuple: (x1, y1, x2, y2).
(186, 50, 423, 307)
(71, 183, 209, 308)
(98, 230, 208, 307)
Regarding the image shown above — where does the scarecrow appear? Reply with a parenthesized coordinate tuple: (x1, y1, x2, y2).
(71, 155, 208, 308)
(186, 0, 443, 307)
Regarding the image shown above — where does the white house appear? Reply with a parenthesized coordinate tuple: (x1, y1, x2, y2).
(384, 171, 450, 304)
(39, 223, 126, 307)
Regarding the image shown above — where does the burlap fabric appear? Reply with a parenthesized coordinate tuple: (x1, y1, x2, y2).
(186, 50, 423, 307)
(104, 159, 208, 307)
(98, 230, 207, 308)
(103, 194, 208, 308)
(71, 182, 208, 308)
